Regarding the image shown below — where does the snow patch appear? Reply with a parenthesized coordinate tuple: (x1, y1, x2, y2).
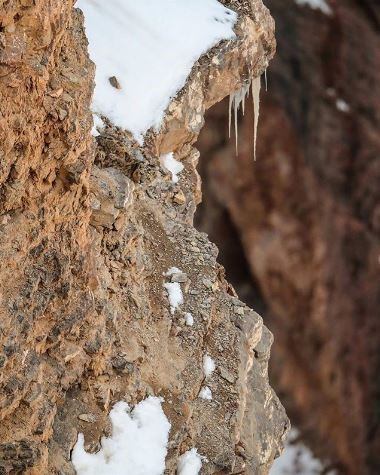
(184, 312, 194, 327)
(294, 0, 332, 15)
(77, 0, 237, 143)
(164, 282, 184, 315)
(270, 429, 328, 475)
(71, 397, 171, 475)
(177, 448, 203, 475)
(91, 113, 105, 137)
(164, 267, 184, 314)
(336, 99, 350, 113)
(160, 153, 184, 183)
(203, 355, 216, 378)
(199, 386, 213, 401)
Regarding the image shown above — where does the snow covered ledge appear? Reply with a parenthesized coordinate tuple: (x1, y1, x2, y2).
(77, 0, 275, 156)
(149, 10, 275, 156)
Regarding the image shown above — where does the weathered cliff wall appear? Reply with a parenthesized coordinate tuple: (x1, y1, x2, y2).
(196, 1, 380, 473)
(0, 1, 287, 473)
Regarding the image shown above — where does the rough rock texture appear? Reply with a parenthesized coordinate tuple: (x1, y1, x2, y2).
(0, 1, 287, 473)
(196, 1, 380, 474)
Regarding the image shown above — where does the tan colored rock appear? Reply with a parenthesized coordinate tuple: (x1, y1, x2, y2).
(89, 166, 134, 229)
(0, 1, 287, 473)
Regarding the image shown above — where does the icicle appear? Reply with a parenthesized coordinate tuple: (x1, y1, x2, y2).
(234, 93, 238, 156)
(226, 76, 263, 160)
(252, 76, 261, 161)
(228, 93, 232, 138)
(264, 68, 268, 92)
(242, 83, 249, 116)
(228, 83, 250, 156)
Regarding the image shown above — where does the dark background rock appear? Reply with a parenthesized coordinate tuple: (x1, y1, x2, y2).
(196, 1, 380, 474)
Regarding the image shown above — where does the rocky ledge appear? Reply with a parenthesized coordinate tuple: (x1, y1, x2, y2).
(0, 0, 287, 473)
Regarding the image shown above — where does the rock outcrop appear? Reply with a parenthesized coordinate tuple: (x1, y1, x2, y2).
(196, 1, 380, 473)
(0, 1, 287, 473)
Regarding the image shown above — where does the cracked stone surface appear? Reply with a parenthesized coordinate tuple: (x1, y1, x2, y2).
(0, 1, 287, 473)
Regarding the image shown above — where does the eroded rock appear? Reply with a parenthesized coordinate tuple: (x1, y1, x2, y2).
(0, 1, 287, 473)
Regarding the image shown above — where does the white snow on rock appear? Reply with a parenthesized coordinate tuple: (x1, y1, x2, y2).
(294, 0, 332, 15)
(77, 0, 237, 144)
(184, 312, 194, 327)
(71, 396, 171, 475)
(91, 113, 105, 137)
(164, 267, 185, 314)
(164, 282, 184, 315)
(199, 386, 213, 401)
(203, 355, 216, 378)
(160, 153, 184, 183)
(177, 448, 203, 475)
(270, 429, 328, 475)
(336, 99, 350, 113)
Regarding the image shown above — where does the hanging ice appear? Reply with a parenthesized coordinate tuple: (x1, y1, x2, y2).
(251, 76, 261, 161)
(228, 82, 250, 155)
(228, 75, 261, 160)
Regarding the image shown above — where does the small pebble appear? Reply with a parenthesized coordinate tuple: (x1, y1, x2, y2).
(109, 76, 122, 89)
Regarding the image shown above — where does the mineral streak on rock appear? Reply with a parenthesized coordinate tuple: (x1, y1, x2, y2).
(0, 0, 287, 473)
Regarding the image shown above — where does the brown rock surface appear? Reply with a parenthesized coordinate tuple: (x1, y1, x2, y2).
(0, 1, 287, 473)
(196, 1, 380, 474)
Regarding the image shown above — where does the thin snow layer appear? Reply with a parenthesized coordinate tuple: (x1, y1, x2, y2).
(294, 0, 332, 15)
(203, 355, 216, 378)
(177, 449, 203, 475)
(71, 397, 171, 475)
(160, 153, 184, 183)
(77, 0, 237, 143)
(270, 429, 328, 475)
(199, 386, 213, 400)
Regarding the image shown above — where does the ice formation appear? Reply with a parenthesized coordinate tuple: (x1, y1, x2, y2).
(229, 76, 261, 160)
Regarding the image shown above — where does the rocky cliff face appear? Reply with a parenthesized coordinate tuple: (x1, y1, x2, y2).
(196, 1, 380, 473)
(0, 1, 287, 473)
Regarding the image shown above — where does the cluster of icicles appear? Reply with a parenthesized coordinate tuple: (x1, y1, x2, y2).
(228, 72, 266, 160)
